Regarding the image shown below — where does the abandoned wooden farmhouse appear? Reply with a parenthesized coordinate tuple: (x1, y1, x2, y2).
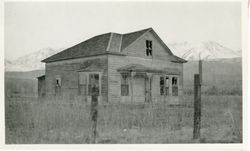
(38, 28, 187, 104)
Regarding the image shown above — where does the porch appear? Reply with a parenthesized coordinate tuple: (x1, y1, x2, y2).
(117, 64, 181, 104)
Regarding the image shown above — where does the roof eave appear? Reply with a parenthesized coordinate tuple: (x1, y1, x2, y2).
(171, 60, 188, 63)
(42, 52, 126, 63)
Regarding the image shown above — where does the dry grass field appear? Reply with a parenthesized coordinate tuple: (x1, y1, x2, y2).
(5, 94, 242, 144)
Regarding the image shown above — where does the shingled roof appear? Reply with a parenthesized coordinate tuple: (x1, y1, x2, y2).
(42, 28, 187, 63)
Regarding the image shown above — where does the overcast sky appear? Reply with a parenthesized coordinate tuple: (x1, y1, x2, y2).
(5, 1, 241, 60)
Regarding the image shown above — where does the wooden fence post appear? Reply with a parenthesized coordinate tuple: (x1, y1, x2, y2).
(193, 74, 201, 140)
(90, 87, 98, 144)
(199, 60, 202, 84)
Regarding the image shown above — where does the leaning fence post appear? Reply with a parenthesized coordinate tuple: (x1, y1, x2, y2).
(90, 87, 98, 144)
(193, 74, 201, 140)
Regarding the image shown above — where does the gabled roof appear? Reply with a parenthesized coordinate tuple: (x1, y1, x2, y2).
(42, 33, 111, 63)
(170, 55, 188, 63)
(120, 28, 152, 50)
(42, 28, 187, 63)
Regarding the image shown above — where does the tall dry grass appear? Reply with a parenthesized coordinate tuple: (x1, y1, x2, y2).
(5, 95, 242, 144)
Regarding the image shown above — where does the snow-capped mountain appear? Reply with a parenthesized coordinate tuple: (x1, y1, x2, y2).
(5, 48, 60, 72)
(168, 41, 241, 60)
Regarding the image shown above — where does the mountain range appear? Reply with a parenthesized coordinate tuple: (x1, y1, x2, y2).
(167, 41, 240, 60)
(5, 41, 241, 72)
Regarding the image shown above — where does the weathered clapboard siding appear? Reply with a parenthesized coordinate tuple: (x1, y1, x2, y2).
(108, 54, 183, 103)
(45, 55, 108, 102)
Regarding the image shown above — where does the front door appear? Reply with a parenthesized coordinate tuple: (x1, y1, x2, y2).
(132, 75, 145, 102)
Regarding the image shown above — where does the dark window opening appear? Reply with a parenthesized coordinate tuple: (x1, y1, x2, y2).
(55, 77, 61, 86)
(55, 77, 61, 96)
(165, 77, 169, 96)
(160, 76, 164, 95)
(121, 73, 129, 96)
(146, 40, 152, 56)
(172, 77, 178, 96)
(160, 76, 170, 96)
(88, 74, 99, 96)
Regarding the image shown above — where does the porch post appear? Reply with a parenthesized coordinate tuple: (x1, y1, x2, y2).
(130, 71, 136, 103)
(169, 75, 172, 96)
(146, 73, 153, 103)
(162, 74, 166, 103)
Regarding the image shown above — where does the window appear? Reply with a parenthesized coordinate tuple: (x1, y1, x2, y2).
(160, 76, 170, 96)
(79, 72, 87, 96)
(55, 76, 61, 96)
(146, 40, 152, 56)
(160, 76, 164, 95)
(56, 77, 61, 86)
(88, 73, 99, 96)
(121, 73, 129, 96)
(165, 76, 169, 95)
(172, 77, 178, 96)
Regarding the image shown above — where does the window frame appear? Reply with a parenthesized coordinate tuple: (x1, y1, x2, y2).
(160, 76, 165, 96)
(146, 40, 153, 56)
(160, 75, 179, 96)
(78, 72, 101, 96)
(165, 76, 170, 96)
(55, 75, 62, 96)
(172, 76, 178, 96)
(55, 76, 61, 86)
(121, 73, 129, 96)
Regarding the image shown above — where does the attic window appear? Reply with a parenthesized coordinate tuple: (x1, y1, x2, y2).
(146, 40, 152, 56)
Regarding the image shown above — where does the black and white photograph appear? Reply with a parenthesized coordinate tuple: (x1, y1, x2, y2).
(3, 0, 246, 147)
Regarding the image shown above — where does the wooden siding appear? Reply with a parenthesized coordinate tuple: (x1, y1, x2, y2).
(45, 55, 108, 102)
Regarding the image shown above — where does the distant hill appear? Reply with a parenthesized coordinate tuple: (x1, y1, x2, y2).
(5, 70, 45, 80)
(183, 58, 242, 95)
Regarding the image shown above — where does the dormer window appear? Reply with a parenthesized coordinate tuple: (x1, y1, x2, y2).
(146, 40, 152, 56)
